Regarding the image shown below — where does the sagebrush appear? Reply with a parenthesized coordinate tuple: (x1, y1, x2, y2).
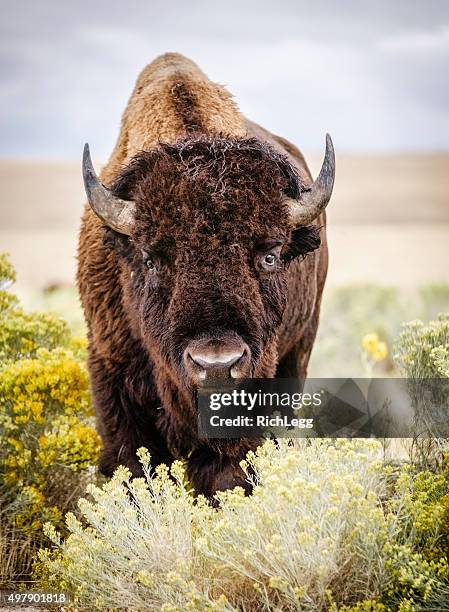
(38, 440, 449, 611)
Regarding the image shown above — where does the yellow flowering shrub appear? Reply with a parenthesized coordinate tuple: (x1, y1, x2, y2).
(0, 253, 68, 363)
(0, 253, 100, 586)
(0, 308, 69, 363)
(37, 440, 449, 611)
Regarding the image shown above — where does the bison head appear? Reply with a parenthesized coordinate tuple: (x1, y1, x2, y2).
(83, 135, 334, 393)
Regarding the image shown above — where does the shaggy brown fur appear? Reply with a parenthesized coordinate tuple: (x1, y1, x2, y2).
(77, 53, 328, 497)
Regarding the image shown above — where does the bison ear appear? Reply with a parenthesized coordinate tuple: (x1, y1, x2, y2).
(282, 225, 321, 264)
(285, 134, 335, 227)
(82, 143, 136, 235)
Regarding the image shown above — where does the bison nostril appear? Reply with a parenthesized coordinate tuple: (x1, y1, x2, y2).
(184, 343, 249, 382)
(188, 350, 244, 370)
(187, 350, 245, 380)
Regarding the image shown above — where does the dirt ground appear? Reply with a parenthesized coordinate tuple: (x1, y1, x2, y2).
(0, 153, 448, 295)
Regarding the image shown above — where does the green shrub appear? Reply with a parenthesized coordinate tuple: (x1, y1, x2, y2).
(0, 253, 69, 363)
(395, 314, 449, 379)
(376, 462, 449, 610)
(0, 253, 100, 587)
(394, 314, 449, 468)
(310, 284, 449, 377)
(418, 284, 449, 323)
(311, 285, 403, 377)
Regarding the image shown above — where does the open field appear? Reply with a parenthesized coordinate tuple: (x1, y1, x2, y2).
(0, 153, 448, 296)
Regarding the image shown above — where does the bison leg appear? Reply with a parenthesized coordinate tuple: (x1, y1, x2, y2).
(187, 440, 261, 499)
(89, 349, 174, 478)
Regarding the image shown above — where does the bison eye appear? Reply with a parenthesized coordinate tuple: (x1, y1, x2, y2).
(257, 246, 282, 273)
(263, 254, 276, 267)
(145, 258, 156, 272)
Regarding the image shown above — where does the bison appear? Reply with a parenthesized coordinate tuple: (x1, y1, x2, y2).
(77, 53, 335, 497)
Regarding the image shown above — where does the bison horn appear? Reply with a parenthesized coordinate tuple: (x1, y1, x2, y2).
(286, 133, 335, 226)
(82, 143, 136, 235)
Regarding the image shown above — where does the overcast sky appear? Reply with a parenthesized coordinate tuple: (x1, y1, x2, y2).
(1, 0, 449, 157)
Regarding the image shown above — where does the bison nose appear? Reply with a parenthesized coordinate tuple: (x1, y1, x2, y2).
(184, 338, 250, 383)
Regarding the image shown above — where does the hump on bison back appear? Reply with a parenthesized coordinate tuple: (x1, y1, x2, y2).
(102, 52, 248, 181)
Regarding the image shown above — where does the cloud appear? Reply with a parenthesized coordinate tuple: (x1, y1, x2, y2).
(379, 24, 449, 54)
(0, 0, 448, 156)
